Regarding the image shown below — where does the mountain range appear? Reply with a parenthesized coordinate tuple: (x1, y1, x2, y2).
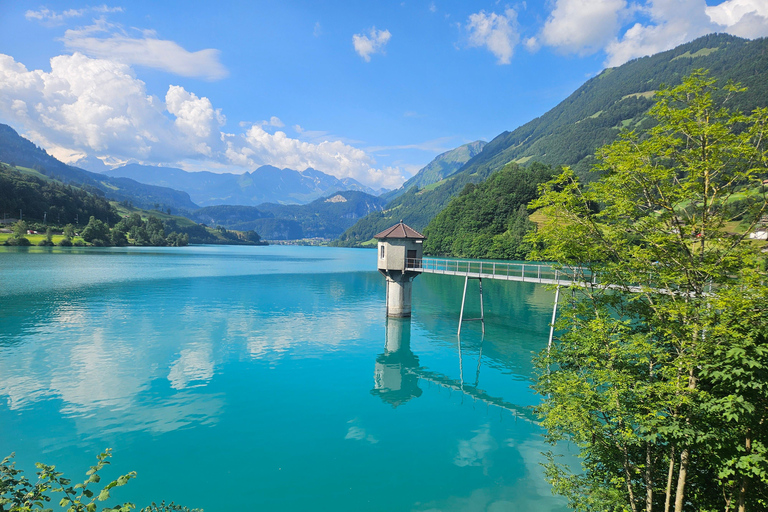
(335, 33, 768, 246)
(103, 164, 385, 207)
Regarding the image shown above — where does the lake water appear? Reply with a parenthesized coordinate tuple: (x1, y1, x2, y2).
(0, 245, 569, 511)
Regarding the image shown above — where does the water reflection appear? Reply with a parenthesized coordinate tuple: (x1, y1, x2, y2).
(370, 318, 422, 407)
(372, 317, 536, 421)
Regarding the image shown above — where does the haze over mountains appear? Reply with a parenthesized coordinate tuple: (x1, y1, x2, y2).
(103, 164, 387, 207)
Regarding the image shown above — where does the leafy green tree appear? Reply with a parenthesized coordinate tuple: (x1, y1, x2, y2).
(528, 70, 768, 512)
(81, 217, 110, 244)
(11, 220, 27, 239)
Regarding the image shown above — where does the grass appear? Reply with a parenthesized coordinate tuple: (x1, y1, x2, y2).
(0, 233, 85, 245)
(671, 47, 719, 61)
(622, 91, 656, 100)
(112, 203, 198, 227)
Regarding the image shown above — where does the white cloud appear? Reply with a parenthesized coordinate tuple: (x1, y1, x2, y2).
(62, 19, 228, 80)
(352, 27, 392, 62)
(706, 0, 768, 38)
(0, 53, 222, 163)
(313, 21, 322, 37)
(532, 0, 768, 67)
(599, 0, 768, 67)
(25, 5, 124, 26)
(0, 52, 406, 188)
(541, 0, 628, 55)
(465, 9, 520, 64)
(25, 7, 87, 25)
(227, 124, 405, 189)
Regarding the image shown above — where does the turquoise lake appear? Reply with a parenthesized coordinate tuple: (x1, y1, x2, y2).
(0, 245, 570, 511)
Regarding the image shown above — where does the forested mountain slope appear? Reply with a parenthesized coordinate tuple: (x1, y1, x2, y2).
(335, 34, 768, 247)
(381, 140, 486, 202)
(0, 125, 199, 211)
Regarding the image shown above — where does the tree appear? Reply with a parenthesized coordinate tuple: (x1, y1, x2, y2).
(12, 220, 27, 239)
(81, 217, 111, 245)
(528, 70, 768, 512)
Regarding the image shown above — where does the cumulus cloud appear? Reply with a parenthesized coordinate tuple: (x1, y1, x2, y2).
(465, 9, 520, 64)
(62, 19, 228, 80)
(541, 0, 628, 54)
(0, 52, 223, 163)
(0, 52, 405, 188)
(706, 0, 768, 38)
(226, 124, 405, 188)
(353, 27, 392, 62)
(532, 0, 768, 67)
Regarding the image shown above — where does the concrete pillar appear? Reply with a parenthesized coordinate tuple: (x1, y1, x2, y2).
(386, 273, 413, 318)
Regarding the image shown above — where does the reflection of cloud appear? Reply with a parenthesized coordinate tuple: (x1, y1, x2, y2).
(245, 308, 377, 362)
(72, 391, 224, 438)
(345, 419, 379, 444)
(168, 344, 215, 390)
(50, 328, 147, 414)
(454, 424, 496, 468)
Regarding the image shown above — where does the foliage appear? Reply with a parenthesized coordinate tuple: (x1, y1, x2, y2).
(0, 126, 198, 212)
(0, 164, 118, 226)
(333, 162, 500, 246)
(422, 162, 554, 258)
(528, 70, 768, 512)
(139, 502, 201, 512)
(0, 449, 135, 512)
(0, 451, 201, 512)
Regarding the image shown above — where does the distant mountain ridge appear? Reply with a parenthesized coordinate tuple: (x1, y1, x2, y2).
(381, 140, 486, 201)
(188, 190, 387, 239)
(335, 33, 768, 246)
(104, 163, 385, 207)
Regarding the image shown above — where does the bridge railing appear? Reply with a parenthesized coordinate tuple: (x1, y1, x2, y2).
(406, 257, 595, 284)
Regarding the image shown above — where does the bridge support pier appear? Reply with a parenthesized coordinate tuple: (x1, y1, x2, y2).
(458, 276, 485, 336)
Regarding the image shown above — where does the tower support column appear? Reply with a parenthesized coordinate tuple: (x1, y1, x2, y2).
(386, 272, 414, 317)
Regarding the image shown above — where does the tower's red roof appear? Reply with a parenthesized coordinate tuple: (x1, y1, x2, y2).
(374, 221, 425, 240)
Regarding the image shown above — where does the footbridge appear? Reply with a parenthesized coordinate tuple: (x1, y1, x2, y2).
(406, 257, 586, 339)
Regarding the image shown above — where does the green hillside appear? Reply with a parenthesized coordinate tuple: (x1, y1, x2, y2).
(381, 140, 486, 202)
(422, 162, 555, 259)
(190, 190, 387, 240)
(456, 33, 768, 181)
(334, 34, 768, 248)
(0, 124, 199, 211)
(0, 162, 119, 226)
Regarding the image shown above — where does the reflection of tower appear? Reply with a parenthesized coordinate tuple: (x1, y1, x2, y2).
(375, 221, 425, 317)
(371, 318, 422, 407)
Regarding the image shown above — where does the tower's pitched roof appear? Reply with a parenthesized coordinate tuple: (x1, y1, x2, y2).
(374, 221, 425, 240)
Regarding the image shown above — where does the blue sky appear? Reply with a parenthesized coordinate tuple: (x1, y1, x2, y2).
(1, 1, 766, 189)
